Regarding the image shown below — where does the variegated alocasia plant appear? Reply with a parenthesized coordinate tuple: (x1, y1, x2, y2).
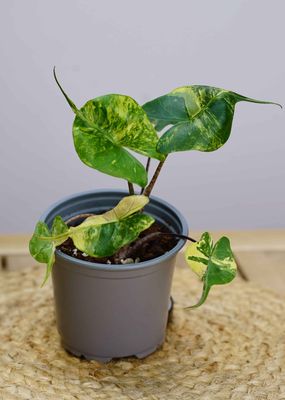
(29, 72, 281, 306)
(29, 195, 154, 285)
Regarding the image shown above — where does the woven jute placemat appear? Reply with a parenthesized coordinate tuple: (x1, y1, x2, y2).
(0, 265, 285, 400)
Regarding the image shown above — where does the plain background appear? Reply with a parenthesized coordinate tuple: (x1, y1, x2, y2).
(0, 0, 284, 233)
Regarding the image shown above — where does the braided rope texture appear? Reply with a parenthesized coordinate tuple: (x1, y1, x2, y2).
(1, 265, 285, 400)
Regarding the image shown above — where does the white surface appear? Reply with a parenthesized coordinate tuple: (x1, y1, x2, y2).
(0, 0, 284, 233)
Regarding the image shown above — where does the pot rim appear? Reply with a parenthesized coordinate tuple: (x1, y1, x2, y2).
(40, 189, 189, 272)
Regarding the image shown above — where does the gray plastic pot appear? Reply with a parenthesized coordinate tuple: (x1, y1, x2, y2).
(41, 189, 188, 362)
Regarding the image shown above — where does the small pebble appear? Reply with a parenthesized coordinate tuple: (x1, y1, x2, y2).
(135, 257, 140, 263)
(106, 260, 112, 265)
(82, 253, 88, 257)
(120, 258, 134, 265)
(72, 248, 78, 255)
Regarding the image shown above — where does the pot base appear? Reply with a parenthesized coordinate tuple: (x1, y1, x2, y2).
(63, 341, 113, 362)
(62, 338, 164, 363)
(61, 297, 174, 363)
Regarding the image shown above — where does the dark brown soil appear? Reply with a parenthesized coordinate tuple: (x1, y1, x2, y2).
(58, 220, 178, 265)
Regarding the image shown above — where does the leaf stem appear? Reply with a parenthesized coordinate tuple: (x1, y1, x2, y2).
(65, 213, 94, 225)
(140, 157, 151, 195)
(145, 157, 151, 173)
(143, 158, 166, 197)
(127, 182, 135, 195)
(123, 231, 196, 259)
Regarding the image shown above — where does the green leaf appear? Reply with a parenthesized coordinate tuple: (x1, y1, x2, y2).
(29, 195, 154, 284)
(54, 70, 164, 187)
(71, 214, 154, 257)
(29, 217, 69, 286)
(185, 232, 237, 308)
(51, 216, 69, 244)
(143, 85, 281, 154)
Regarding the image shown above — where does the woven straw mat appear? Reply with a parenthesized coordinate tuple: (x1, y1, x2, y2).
(1, 265, 285, 400)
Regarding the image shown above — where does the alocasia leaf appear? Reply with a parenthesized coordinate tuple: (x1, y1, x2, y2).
(143, 85, 281, 154)
(29, 195, 154, 284)
(185, 232, 237, 308)
(71, 214, 154, 257)
(29, 216, 69, 286)
(51, 216, 70, 241)
(54, 69, 164, 187)
(69, 195, 154, 255)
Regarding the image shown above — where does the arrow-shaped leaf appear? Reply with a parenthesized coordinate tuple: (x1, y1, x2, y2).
(54, 70, 165, 187)
(71, 214, 154, 258)
(185, 232, 237, 308)
(143, 85, 281, 154)
(29, 195, 154, 285)
(29, 216, 69, 286)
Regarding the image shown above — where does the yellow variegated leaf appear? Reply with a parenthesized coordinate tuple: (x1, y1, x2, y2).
(70, 195, 151, 253)
(79, 195, 149, 228)
(185, 232, 213, 279)
(71, 214, 154, 258)
(103, 194, 149, 220)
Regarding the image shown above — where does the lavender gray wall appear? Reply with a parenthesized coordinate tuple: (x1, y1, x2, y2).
(0, 0, 284, 233)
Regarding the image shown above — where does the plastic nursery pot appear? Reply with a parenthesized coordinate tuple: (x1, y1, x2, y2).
(41, 190, 188, 362)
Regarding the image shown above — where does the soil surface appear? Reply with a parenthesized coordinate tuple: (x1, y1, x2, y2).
(58, 220, 178, 265)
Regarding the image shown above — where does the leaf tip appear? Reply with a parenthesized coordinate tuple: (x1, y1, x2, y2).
(236, 93, 283, 109)
(53, 68, 78, 114)
(264, 101, 282, 109)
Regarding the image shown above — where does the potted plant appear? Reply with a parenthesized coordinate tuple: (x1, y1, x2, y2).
(29, 69, 280, 362)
